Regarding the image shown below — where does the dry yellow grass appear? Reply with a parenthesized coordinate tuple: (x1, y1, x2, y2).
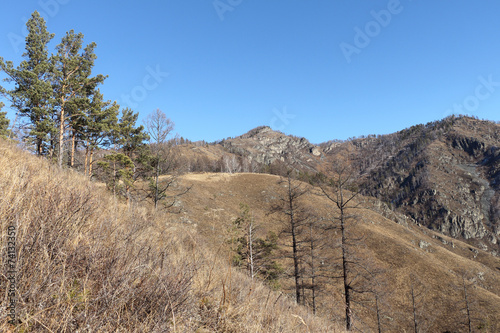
(3, 136, 499, 332)
(175, 172, 500, 332)
(0, 140, 342, 332)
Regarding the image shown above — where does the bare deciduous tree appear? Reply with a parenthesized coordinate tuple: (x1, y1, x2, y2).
(320, 162, 370, 331)
(144, 109, 174, 209)
(270, 170, 310, 304)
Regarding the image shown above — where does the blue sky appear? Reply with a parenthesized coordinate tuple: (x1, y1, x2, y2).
(1, 0, 499, 143)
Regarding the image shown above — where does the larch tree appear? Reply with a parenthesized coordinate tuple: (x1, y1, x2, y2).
(320, 163, 367, 331)
(302, 217, 330, 314)
(270, 169, 310, 304)
(0, 11, 55, 155)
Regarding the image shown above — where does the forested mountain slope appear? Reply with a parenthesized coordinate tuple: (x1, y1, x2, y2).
(322, 116, 500, 253)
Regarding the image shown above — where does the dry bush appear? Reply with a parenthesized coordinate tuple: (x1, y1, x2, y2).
(185, 239, 340, 333)
(0, 141, 194, 332)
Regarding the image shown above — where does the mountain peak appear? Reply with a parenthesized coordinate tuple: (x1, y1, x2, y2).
(239, 126, 274, 139)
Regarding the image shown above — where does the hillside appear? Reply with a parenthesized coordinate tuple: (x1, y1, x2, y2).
(173, 116, 500, 255)
(173, 126, 323, 174)
(0, 140, 338, 332)
(2, 115, 500, 332)
(172, 172, 500, 332)
(322, 116, 500, 253)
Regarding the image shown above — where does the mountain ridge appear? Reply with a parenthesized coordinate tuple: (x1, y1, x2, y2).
(174, 115, 499, 253)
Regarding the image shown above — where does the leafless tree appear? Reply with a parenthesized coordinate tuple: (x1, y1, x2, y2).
(319, 162, 370, 331)
(302, 217, 330, 314)
(462, 275, 473, 333)
(407, 275, 432, 333)
(223, 154, 241, 173)
(143, 109, 190, 210)
(270, 170, 310, 304)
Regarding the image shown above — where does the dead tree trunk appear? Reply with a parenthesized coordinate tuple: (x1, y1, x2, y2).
(309, 222, 317, 314)
(462, 276, 472, 333)
(411, 284, 418, 333)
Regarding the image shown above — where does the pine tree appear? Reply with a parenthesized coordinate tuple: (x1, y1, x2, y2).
(114, 108, 149, 158)
(97, 152, 134, 199)
(0, 102, 11, 138)
(231, 203, 281, 282)
(52, 30, 106, 167)
(0, 11, 55, 154)
(81, 89, 119, 177)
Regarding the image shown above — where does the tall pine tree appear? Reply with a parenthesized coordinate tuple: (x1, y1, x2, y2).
(0, 11, 55, 154)
(52, 30, 106, 167)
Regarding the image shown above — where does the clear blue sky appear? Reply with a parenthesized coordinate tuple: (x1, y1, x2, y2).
(1, 0, 499, 143)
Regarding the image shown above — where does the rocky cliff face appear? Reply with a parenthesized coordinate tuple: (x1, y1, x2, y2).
(320, 116, 500, 253)
(220, 126, 322, 172)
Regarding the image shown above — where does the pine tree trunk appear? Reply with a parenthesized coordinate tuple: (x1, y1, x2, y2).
(89, 151, 94, 177)
(113, 159, 116, 198)
(70, 129, 76, 167)
(37, 137, 43, 156)
(58, 106, 65, 167)
(84, 144, 89, 177)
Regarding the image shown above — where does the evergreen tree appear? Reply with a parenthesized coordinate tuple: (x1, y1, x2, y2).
(81, 89, 119, 177)
(97, 152, 134, 199)
(52, 30, 106, 167)
(114, 108, 149, 158)
(0, 102, 11, 138)
(231, 203, 281, 283)
(0, 11, 55, 154)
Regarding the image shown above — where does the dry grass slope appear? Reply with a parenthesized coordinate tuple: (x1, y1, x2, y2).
(0, 140, 342, 332)
(175, 172, 500, 332)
